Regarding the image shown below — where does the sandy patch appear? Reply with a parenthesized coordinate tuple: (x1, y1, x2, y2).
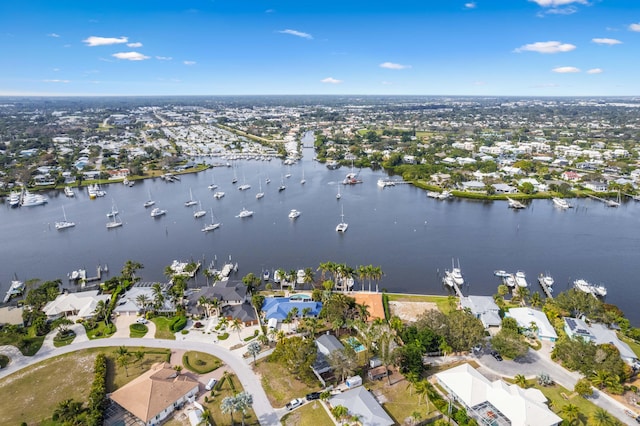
(389, 301, 438, 322)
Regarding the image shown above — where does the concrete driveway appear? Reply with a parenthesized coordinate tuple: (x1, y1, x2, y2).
(112, 314, 156, 339)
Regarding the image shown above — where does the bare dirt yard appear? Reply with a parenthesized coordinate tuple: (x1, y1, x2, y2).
(389, 301, 438, 322)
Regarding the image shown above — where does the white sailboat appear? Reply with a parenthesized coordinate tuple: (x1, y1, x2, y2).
(202, 208, 221, 232)
(256, 179, 264, 199)
(278, 176, 286, 192)
(55, 205, 75, 230)
(106, 200, 119, 218)
(144, 190, 155, 208)
(106, 207, 123, 229)
(606, 190, 621, 207)
(336, 205, 348, 232)
(208, 172, 218, 190)
(336, 185, 342, 199)
(236, 207, 254, 218)
(194, 201, 206, 218)
(300, 169, 306, 185)
(184, 188, 197, 206)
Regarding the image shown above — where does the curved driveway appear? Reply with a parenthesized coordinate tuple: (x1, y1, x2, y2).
(0, 337, 278, 426)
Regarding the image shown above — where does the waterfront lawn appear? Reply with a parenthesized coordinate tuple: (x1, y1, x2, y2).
(203, 373, 259, 426)
(367, 375, 440, 425)
(254, 360, 321, 407)
(619, 333, 640, 358)
(182, 351, 223, 374)
(281, 400, 333, 426)
(152, 316, 177, 340)
(386, 293, 455, 314)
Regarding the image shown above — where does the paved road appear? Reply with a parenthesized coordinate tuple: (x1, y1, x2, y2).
(0, 336, 279, 426)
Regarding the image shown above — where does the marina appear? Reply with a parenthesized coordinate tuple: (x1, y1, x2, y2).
(1, 141, 639, 324)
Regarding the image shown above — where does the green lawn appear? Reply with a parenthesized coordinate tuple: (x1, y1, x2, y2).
(202, 374, 259, 426)
(386, 293, 456, 313)
(254, 360, 321, 407)
(85, 321, 116, 339)
(619, 333, 640, 358)
(281, 400, 334, 426)
(182, 351, 223, 374)
(367, 375, 440, 425)
(151, 316, 177, 340)
(129, 323, 149, 338)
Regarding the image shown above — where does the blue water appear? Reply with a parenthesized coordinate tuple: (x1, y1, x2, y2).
(346, 337, 365, 353)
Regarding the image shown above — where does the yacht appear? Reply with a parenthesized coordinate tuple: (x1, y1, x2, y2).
(55, 206, 75, 230)
(184, 188, 198, 207)
(213, 191, 225, 199)
(8, 190, 21, 207)
(262, 270, 270, 281)
(20, 190, 48, 207)
(538, 273, 554, 292)
(288, 209, 301, 219)
(64, 186, 75, 197)
(503, 274, 517, 287)
(336, 206, 348, 232)
(326, 160, 341, 170)
(493, 270, 510, 278)
(193, 201, 206, 218)
(297, 269, 306, 284)
(515, 270, 528, 287)
(201, 208, 221, 232)
(574, 279, 594, 295)
(150, 207, 166, 218)
(593, 284, 608, 297)
(377, 178, 396, 188)
(342, 172, 362, 185)
(236, 208, 254, 218)
(3, 280, 25, 303)
(443, 259, 464, 287)
(552, 197, 571, 209)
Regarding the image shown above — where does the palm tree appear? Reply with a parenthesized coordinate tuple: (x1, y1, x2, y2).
(301, 307, 312, 318)
(136, 294, 151, 316)
(357, 265, 367, 291)
(230, 318, 243, 341)
(198, 296, 211, 318)
(561, 403, 579, 423)
(209, 297, 220, 317)
(378, 332, 395, 385)
(242, 273, 260, 294)
(590, 407, 615, 426)
(288, 269, 297, 290)
(530, 291, 543, 308)
(94, 299, 109, 325)
(303, 267, 314, 289)
(218, 316, 229, 330)
(514, 374, 527, 388)
(134, 350, 145, 365)
(275, 268, 286, 289)
(121, 260, 143, 284)
(372, 265, 383, 292)
(220, 396, 236, 424)
(247, 341, 261, 364)
(356, 302, 370, 322)
(118, 353, 130, 376)
(203, 268, 213, 286)
(590, 370, 610, 389)
(152, 283, 165, 311)
(235, 391, 253, 426)
(54, 398, 84, 423)
(200, 408, 212, 426)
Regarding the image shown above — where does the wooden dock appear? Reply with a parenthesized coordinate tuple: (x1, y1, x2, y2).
(537, 275, 553, 299)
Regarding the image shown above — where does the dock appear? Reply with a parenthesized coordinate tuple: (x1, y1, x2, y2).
(586, 193, 619, 207)
(537, 275, 553, 299)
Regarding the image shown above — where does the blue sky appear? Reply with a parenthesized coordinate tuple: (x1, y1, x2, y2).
(1, 0, 639, 96)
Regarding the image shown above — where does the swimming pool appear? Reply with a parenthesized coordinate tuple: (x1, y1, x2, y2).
(289, 293, 311, 302)
(346, 336, 365, 353)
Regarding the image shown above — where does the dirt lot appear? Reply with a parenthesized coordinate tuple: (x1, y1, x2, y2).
(389, 301, 438, 322)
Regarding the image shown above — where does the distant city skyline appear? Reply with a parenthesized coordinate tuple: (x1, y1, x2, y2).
(1, 0, 639, 97)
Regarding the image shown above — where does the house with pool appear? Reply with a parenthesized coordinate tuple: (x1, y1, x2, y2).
(261, 295, 322, 324)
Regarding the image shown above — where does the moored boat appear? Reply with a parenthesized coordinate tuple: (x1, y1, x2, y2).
(552, 197, 571, 209)
(150, 207, 166, 218)
(288, 209, 301, 219)
(64, 186, 75, 197)
(3, 279, 25, 303)
(236, 208, 253, 218)
(494, 270, 510, 278)
(515, 270, 528, 287)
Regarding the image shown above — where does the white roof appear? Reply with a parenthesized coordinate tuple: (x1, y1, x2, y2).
(588, 323, 637, 362)
(43, 290, 110, 319)
(506, 307, 558, 340)
(328, 386, 394, 426)
(436, 364, 562, 426)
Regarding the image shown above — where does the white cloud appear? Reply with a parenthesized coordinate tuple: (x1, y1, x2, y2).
(465, 2, 476, 8)
(83, 36, 128, 46)
(278, 29, 313, 39)
(587, 68, 603, 74)
(183, 60, 196, 65)
(43, 79, 70, 83)
(127, 42, 143, 48)
(630, 23, 640, 32)
(592, 38, 622, 45)
(321, 77, 342, 84)
(514, 41, 576, 53)
(381, 81, 393, 85)
(112, 51, 150, 61)
(529, 0, 587, 6)
(48, 33, 60, 38)
(380, 62, 411, 70)
(156, 56, 172, 61)
(538, 6, 578, 16)
(552, 66, 580, 73)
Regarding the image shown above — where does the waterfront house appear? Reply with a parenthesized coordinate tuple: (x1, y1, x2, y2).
(505, 307, 557, 342)
(564, 317, 638, 365)
(114, 284, 176, 316)
(42, 290, 110, 321)
(460, 180, 486, 192)
(186, 282, 257, 325)
(584, 181, 608, 192)
(328, 386, 394, 426)
(435, 363, 561, 426)
(109, 362, 199, 426)
(312, 333, 345, 377)
(460, 295, 501, 329)
(261, 297, 322, 323)
(491, 183, 518, 194)
(561, 171, 581, 182)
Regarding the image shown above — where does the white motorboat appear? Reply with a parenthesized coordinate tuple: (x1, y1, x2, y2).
(552, 197, 571, 209)
(213, 191, 225, 199)
(288, 209, 301, 219)
(574, 279, 594, 295)
(538, 273, 554, 292)
(444, 259, 464, 287)
(8, 190, 21, 207)
(494, 270, 510, 278)
(55, 206, 75, 230)
(437, 190, 452, 200)
(237, 208, 254, 218)
(503, 274, 516, 287)
(606, 190, 621, 208)
(262, 270, 270, 281)
(64, 186, 75, 197)
(194, 201, 206, 218)
(150, 207, 166, 218)
(593, 284, 607, 297)
(378, 178, 396, 188)
(20, 190, 48, 207)
(515, 270, 528, 287)
(336, 206, 348, 232)
(297, 269, 306, 284)
(201, 209, 221, 232)
(3, 280, 25, 303)
(184, 188, 198, 207)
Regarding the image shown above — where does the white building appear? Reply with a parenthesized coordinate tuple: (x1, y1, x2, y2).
(436, 363, 562, 426)
(505, 307, 557, 342)
(42, 290, 111, 321)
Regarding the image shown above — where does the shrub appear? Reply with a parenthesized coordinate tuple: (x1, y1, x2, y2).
(181, 330, 189, 335)
(170, 316, 187, 332)
(218, 332, 229, 340)
(194, 321, 203, 328)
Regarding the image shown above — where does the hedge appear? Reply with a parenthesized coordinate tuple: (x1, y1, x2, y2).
(170, 316, 187, 332)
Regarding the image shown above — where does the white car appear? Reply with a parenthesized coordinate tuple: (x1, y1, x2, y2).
(136, 318, 148, 324)
(285, 398, 304, 411)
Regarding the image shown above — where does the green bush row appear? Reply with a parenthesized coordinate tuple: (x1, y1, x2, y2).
(218, 332, 229, 340)
(86, 353, 108, 426)
(382, 293, 390, 321)
(170, 316, 187, 332)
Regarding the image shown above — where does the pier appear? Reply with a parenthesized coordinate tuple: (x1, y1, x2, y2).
(537, 275, 554, 299)
(586, 193, 619, 207)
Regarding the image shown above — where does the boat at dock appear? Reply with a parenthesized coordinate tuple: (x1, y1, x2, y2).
(493, 270, 510, 278)
(573, 279, 607, 297)
(377, 178, 396, 188)
(507, 197, 526, 209)
(64, 186, 75, 197)
(552, 197, 571, 209)
(262, 270, 270, 281)
(514, 270, 528, 287)
(443, 259, 464, 288)
(8, 190, 22, 207)
(3, 279, 25, 303)
(538, 273, 554, 295)
(20, 190, 48, 207)
(427, 190, 452, 200)
(503, 274, 516, 287)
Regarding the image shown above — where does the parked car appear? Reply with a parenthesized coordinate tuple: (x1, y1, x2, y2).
(306, 392, 321, 401)
(136, 318, 148, 324)
(491, 351, 503, 361)
(285, 398, 304, 410)
(205, 378, 217, 391)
